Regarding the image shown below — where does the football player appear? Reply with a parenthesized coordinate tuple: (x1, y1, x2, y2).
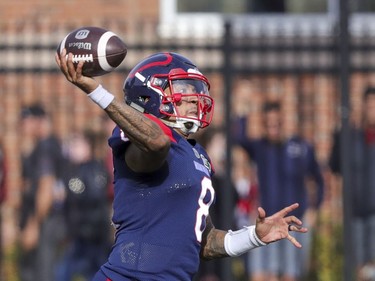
(56, 50, 307, 281)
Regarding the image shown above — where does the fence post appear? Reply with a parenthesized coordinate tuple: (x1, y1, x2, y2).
(338, 0, 354, 280)
(221, 19, 235, 281)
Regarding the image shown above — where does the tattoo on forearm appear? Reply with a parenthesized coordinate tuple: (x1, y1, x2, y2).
(105, 100, 167, 151)
(202, 229, 228, 260)
(201, 216, 229, 260)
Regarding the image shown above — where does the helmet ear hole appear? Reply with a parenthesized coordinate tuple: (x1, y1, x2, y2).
(139, 96, 150, 104)
(160, 103, 174, 114)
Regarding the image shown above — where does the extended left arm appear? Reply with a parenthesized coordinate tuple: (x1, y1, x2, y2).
(200, 203, 308, 260)
(200, 216, 228, 260)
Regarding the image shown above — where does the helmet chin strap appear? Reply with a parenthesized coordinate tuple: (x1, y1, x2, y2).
(161, 118, 200, 135)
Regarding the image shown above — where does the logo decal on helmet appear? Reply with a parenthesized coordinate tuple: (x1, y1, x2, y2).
(128, 53, 173, 79)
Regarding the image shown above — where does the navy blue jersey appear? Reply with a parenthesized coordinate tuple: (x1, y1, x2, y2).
(101, 114, 215, 281)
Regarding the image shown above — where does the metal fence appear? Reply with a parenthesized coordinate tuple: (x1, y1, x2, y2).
(1, 15, 375, 75)
(1, 13, 375, 280)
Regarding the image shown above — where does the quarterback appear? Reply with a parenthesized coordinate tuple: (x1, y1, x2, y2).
(56, 50, 307, 281)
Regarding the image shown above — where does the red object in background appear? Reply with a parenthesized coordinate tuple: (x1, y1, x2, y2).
(237, 183, 259, 215)
(365, 127, 375, 145)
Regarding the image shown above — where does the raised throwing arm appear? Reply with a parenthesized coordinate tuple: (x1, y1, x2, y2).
(55, 50, 170, 172)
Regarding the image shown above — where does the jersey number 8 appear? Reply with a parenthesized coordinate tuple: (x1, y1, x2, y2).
(195, 177, 215, 243)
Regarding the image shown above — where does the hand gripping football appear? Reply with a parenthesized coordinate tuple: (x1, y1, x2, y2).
(57, 26, 127, 77)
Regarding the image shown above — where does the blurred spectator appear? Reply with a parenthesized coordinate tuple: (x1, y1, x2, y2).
(195, 129, 239, 281)
(85, 114, 116, 200)
(235, 101, 324, 281)
(99, 114, 116, 201)
(232, 145, 259, 230)
(231, 144, 259, 280)
(18, 103, 66, 281)
(56, 129, 112, 281)
(329, 87, 375, 279)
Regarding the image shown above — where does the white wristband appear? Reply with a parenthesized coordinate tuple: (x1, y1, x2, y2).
(87, 85, 114, 109)
(224, 225, 267, 257)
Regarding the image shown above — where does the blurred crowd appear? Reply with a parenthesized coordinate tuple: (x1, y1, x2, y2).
(15, 104, 114, 281)
(1, 84, 375, 281)
(195, 86, 375, 281)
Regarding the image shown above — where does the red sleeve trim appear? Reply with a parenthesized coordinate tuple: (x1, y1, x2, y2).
(144, 114, 177, 143)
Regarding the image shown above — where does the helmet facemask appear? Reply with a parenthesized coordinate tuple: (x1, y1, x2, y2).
(152, 71, 214, 134)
